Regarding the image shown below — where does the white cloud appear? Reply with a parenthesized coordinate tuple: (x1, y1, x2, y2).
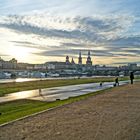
(0, 12, 139, 64)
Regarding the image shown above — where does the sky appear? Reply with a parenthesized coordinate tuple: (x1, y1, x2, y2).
(0, 0, 140, 65)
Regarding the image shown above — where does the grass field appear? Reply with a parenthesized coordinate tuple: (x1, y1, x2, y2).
(0, 76, 135, 97)
(0, 88, 110, 125)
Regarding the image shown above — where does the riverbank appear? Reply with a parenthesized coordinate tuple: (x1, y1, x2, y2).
(0, 82, 140, 140)
(0, 87, 111, 125)
(0, 76, 136, 96)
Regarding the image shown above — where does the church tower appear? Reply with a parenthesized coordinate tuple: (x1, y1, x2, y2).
(66, 56, 70, 64)
(71, 58, 75, 64)
(78, 52, 82, 65)
(86, 51, 92, 65)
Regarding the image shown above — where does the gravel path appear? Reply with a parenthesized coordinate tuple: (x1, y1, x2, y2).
(0, 82, 140, 140)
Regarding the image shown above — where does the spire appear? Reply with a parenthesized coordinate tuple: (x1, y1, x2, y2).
(71, 58, 75, 64)
(78, 51, 82, 65)
(79, 51, 81, 57)
(88, 50, 90, 57)
(86, 51, 92, 66)
(66, 56, 70, 64)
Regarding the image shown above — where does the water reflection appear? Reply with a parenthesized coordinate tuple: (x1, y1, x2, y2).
(7, 90, 39, 100)
(0, 78, 41, 83)
(0, 81, 129, 103)
(15, 78, 38, 83)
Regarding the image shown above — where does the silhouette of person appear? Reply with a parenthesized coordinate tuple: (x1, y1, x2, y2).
(39, 89, 45, 99)
(130, 72, 134, 84)
(115, 77, 119, 86)
(100, 82, 102, 87)
(39, 88, 41, 93)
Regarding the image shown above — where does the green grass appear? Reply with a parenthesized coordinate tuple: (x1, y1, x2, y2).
(0, 88, 111, 125)
(0, 76, 137, 96)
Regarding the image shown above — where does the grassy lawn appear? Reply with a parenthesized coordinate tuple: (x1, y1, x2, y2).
(0, 88, 110, 125)
(0, 76, 136, 97)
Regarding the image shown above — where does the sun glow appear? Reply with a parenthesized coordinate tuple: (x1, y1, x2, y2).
(8, 47, 30, 62)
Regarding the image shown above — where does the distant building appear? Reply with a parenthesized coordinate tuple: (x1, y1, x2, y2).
(46, 61, 76, 71)
(46, 62, 68, 70)
(17, 63, 28, 69)
(86, 51, 92, 66)
(9, 58, 17, 69)
(46, 51, 94, 71)
(1, 53, 140, 77)
(119, 63, 139, 71)
(95, 65, 118, 71)
(26, 64, 34, 70)
(71, 58, 75, 64)
(0, 57, 4, 69)
(46, 62, 56, 70)
(34, 64, 47, 70)
(0, 58, 18, 69)
(78, 52, 82, 65)
(128, 63, 137, 70)
(66, 56, 70, 64)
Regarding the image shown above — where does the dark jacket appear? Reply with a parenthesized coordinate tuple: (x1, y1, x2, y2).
(130, 72, 134, 79)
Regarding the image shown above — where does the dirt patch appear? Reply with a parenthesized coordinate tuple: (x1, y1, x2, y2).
(0, 82, 140, 140)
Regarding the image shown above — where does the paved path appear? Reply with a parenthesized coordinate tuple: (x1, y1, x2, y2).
(0, 81, 128, 103)
(0, 82, 140, 140)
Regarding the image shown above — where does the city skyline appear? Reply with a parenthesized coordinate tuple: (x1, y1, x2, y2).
(0, 0, 140, 65)
(0, 51, 93, 65)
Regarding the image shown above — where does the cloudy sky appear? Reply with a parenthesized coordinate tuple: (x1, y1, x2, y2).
(0, 0, 140, 65)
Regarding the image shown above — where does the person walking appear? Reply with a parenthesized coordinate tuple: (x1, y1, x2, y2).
(130, 72, 134, 84)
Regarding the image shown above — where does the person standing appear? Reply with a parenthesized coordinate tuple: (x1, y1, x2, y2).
(130, 72, 134, 84)
(100, 82, 103, 87)
(115, 77, 119, 86)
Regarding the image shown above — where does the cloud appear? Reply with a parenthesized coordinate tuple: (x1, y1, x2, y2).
(0, 14, 135, 42)
(108, 36, 140, 47)
(33, 49, 118, 58)
(10, 41, 48, 50)
(0, 13, 140, 64)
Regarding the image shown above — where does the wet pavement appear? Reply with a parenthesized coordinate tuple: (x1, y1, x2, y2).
(0, 81, 129, 103)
